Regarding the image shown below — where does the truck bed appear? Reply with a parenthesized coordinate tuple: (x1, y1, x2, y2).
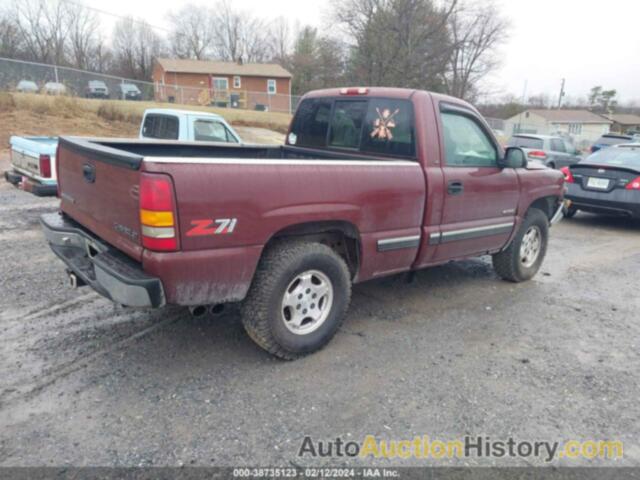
(60, 136, 417, 167)
(56, 136, 426, 305)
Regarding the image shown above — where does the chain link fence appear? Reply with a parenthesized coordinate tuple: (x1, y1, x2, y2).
(0, 57, 300, 115)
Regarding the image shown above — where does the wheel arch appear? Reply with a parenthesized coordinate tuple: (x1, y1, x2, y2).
(263, 220, 362, 279)
(526, 195, 561, 222)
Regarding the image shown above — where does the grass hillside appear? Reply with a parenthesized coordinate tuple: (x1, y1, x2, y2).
(0, 92, 291, 147)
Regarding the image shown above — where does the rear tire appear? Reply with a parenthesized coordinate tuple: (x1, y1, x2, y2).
(492, 208, 549, 282)
(241, 241, 351, 360)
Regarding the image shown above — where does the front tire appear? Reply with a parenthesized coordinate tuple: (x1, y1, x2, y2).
(241, 241, 352, 360)
(492, 208, 549, 282)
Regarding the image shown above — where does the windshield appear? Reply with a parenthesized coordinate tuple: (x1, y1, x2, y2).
(121, 84, 140, 93)
(596, 135, 632, 146)
(585, 145, 640, 168)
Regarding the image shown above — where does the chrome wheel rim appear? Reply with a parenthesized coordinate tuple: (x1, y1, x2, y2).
(520, 226, 542, 268)
(281, 270, 333, 335)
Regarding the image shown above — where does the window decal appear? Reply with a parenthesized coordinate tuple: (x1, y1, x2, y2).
(371, 108, 400, 140)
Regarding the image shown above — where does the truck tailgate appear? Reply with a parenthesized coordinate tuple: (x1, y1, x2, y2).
(57, 137, 144, 262)
(10, 136, 57, 181)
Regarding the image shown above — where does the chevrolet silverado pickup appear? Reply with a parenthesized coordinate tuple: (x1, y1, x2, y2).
(41, 87, 565, 359)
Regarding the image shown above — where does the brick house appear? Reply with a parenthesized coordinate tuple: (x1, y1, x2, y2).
(152, 58, 293, 113)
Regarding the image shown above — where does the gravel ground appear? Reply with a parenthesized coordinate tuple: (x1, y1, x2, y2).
(0, 150, 639, 468)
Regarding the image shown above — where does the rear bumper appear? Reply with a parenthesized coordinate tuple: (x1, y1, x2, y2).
(5, 170, 58, 196)
(566, 185, 640, 218)
(40, 212, 165, 308)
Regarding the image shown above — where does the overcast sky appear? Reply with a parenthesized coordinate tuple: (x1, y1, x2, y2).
(83, 0, 640, 103)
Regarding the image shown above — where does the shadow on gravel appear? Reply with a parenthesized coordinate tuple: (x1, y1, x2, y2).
(567, 212, 640, 232)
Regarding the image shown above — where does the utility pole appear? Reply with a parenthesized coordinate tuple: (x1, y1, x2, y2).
(517, 79, 528, 134)
(557, 78, 566, 108)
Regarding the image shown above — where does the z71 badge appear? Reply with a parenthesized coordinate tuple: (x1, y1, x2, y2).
(186, 218, 237, 237)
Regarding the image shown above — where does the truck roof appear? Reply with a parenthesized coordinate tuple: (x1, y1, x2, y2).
(302, 87, 480, 114)
(144, 108, 226, 120)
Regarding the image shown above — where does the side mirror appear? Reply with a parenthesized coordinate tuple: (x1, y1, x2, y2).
(499, 147, 527, 169)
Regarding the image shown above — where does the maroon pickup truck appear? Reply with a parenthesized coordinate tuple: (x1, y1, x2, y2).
(41, 87, 564, 359)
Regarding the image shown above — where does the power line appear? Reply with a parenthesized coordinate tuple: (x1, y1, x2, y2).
(60, 0, 176, 36)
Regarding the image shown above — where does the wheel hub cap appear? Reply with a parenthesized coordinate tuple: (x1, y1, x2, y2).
(281, 270, 333, 335)
(520, 226, 542, 268)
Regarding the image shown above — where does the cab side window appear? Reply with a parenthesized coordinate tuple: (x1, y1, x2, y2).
(441, 112, 497, 167)
(193, 120, 233, 142)
(288, 98, 332, 148)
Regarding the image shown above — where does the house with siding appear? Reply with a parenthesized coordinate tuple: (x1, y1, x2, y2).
(152, 58, 293, 113)
(603, 114, 640, 134)
(504, 109, 612, 146)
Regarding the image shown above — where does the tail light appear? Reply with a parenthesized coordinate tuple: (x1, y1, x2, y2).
(527, 150, 547, 160)
(560, 166, 574, 183)
(39, 154, 51, 178)
(139, 173, 179, 251)
(339, 87, 368, 95)
(626, 176, 640, 190)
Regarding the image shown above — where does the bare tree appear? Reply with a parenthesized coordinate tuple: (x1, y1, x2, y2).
(443, 0, 509, 101)
(112, 16, 164, 80)
(268, 16, 291, 64)
(10, 0, 70, 64)
(213, 0, 243, 61)
(167, 4, 216, 60)
(89, 34, 113, 73)
(0, 11, 23, 59)
(242, 16, 271, 62)
(66, 1, 100, 70)
(527, 93, 552, 108)
(212, 0, 272, 63)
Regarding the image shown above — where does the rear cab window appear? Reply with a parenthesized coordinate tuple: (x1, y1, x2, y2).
(508, 136, 544, 149)
(142, 114, 179, 140)
(288, 97, 416, 159)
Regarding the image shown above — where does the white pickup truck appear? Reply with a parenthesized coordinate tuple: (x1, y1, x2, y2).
(4, 108, 242, 196)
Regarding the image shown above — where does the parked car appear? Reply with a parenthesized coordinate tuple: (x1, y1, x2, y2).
(5, 109, 243, 196)
(16, 80, 38, 93)
(590, 133, 633, 153)
(4, 137, 58, 196)
(40, 87, 565, 359)
(562, 143, 640, 219)
(118, 83, 142, 100)
(140, 109, 241, 143)
(42, 82, 66, 95)
(507, 134, 581, 169)
(85, 80, 110, 99)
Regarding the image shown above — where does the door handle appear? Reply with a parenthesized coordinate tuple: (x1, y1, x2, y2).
(447, 181, 464, 195)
